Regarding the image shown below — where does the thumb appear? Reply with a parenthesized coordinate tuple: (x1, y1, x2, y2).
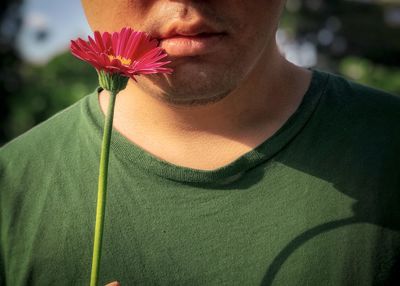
(105, 282, 120, 286)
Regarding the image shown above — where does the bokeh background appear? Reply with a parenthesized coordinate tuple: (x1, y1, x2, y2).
(1, 0, 400, 146)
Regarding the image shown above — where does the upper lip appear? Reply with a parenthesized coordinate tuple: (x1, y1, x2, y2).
(156, 21, 225, 40)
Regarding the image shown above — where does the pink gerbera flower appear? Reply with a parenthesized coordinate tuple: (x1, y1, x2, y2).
(70, 27, 172, 81)
(69, 27, 173, 286)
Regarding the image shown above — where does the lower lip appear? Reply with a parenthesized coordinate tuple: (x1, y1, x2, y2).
(159, 33, 226, 57)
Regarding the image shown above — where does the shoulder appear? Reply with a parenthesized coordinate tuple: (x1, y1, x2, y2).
(320, 70, 400, 117)
(1, 92, 93, 158)
(305, 70, 400, 176)
(312, 70, 400, 134)
(303, 70, 400, 166)
(0, 91, 96, 187)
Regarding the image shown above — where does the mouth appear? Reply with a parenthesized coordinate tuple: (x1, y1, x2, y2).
(158, 22, 227, 57)
(158, 32, 227, 57)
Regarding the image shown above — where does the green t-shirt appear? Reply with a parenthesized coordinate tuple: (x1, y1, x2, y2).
(1, 70, 400, 286)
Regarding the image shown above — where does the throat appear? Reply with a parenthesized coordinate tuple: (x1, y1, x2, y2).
(133, 137, 257, 171)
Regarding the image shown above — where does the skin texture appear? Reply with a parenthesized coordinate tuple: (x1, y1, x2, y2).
(81, 0, 312, 170)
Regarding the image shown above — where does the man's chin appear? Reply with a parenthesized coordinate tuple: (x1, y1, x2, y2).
(152, 89, 231, 107)
(135, 65, 237, 106)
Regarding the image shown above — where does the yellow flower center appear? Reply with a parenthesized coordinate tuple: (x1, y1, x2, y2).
(108, 55, 132, 66)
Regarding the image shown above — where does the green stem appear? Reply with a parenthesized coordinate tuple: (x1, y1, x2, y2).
(90, 90, 117, 286)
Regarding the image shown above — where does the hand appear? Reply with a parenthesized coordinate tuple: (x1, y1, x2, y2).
(105, 282, 120, 286)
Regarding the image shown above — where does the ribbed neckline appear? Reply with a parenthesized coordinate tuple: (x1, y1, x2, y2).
(84, 69, 330, 185)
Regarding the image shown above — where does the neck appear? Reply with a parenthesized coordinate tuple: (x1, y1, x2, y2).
(98, 45, 311, 145)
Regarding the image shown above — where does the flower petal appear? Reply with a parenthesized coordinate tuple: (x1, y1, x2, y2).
(70, 27, 173, 77)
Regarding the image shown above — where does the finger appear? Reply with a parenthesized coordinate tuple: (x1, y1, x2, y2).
(105, 281, 120, 286)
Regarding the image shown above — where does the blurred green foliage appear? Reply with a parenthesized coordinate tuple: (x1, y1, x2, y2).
(280, 0, 400, 94)
(2, 53, 97, 145)
(284, 0, 400, 66)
